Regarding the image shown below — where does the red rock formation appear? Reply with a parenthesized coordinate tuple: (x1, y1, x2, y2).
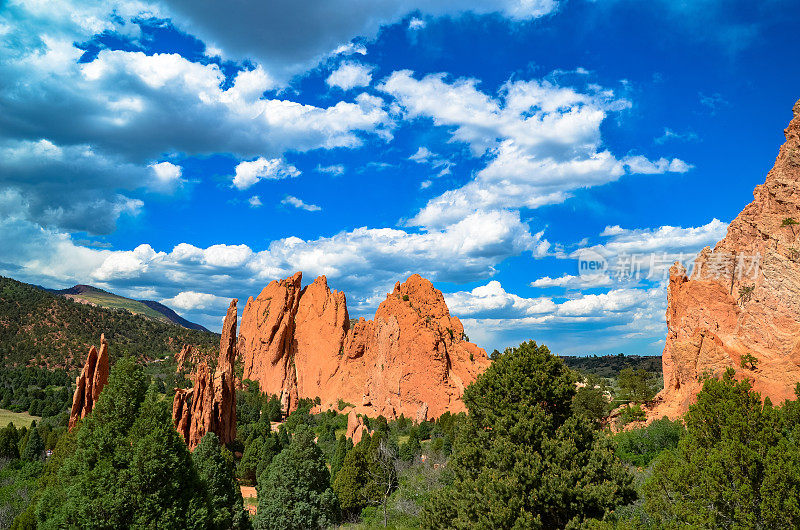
(69, 334, 110, 431)
(346, 409, 368, 444)
(238, 273, 491, 420)
(175, 344, 192, 372)
(172, 300, 238, 450)
(652, 99, 800, 419)
(239, 272, 303, 414)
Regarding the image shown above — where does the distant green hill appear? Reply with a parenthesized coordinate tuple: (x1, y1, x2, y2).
(561, 354, 662, 379)
(0, 276, 218, 370)
(50, 284, 209, 332)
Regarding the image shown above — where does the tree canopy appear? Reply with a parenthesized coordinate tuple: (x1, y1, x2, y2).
(421, 340, 635, 529)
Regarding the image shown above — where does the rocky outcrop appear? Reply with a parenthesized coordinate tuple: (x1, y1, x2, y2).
(175, 344, 192, 372)
(172, 300, 238, 450)
(69, 334, 110, 431)
(346, 410, 368, 445)
(238, 273, 491, 421)
(652, 99, 800, 419)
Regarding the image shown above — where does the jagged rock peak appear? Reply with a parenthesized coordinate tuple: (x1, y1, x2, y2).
(238, 272, 491, 422)
(651, 98, 800, 420)
(172, 299, 238, 450)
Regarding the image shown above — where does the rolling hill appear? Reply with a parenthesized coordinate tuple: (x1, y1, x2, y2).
(0, 276, 218, 370)
(49, 284, 209, 331)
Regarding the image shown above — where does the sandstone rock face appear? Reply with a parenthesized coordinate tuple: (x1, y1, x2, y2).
(172, 300, 238, 450)
(69, 334, 110, 431)
(238, 272, 303, 414)
(653, 99, 800, 419)
(238, 273, 491, 422)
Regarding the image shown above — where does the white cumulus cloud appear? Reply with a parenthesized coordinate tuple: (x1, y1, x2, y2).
(281, 196, 322, 212)
(232, 157, 300, 190)
(327, 62, 373, 90)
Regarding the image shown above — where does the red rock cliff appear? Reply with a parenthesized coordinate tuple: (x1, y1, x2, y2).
(652, 99, 800, 419)
(69, 334, 110, 431)
(238, 273, 491, 420)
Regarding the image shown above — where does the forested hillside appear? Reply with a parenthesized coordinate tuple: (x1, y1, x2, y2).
(0, 276, 218, 370)
(562, 354, 662, 379)
(50, 284, 209, 331)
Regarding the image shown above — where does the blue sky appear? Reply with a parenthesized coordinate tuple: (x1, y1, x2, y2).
(1, 0, 798, 355)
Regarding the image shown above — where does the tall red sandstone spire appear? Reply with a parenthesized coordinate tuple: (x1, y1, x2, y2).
(69, 334, 110, 431)
(173, 299, 238, 449)
(652, 99, 800, 419)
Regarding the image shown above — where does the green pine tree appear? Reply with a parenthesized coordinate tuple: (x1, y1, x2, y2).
(193, 432, 252, 530)
(421, 340, 635, 529)
(254, 425, 339, 529)
(329, 434, 352, 482)
(34, 358, 211, 529)
(20, 424, 43, 461)
(644, 368, 800, 527)
(0, 422, 20, 460)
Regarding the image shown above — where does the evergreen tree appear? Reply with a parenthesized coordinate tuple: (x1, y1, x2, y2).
(644, 369, 800, 528)
(238, 436, 264, 483)
(332, 442, 376, 517)
(20, 424, 43, 461)
(123, 395, 210, 530)
(254, 425, 339, 529)
(421, 341, 635, 529)
(400, 429, 421, 462)
(35, 358, 210, 529)
(255, 433, 282, 482)
(194, 432, 252, 530)
(0, 422, 19, 460)
(330, 434, 352, 481)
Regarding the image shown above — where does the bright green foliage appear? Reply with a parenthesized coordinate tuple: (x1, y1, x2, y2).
(740, 352, 759, 370)
(34, 358, 211, 529)
(644, 369, 800, 528)
(330, 434, 352, 481)
(617, 404, 647, 428)
(421, 340, 635, 529)
(332, 441, 378, 516)
(254, 425, 339, 529)
(0, 422, 20, 459)
(193, 432, 252, 530)
(617, 368, 658, 404)
(614, 417, 683, 467)
(20, 423, 44, 461)
(573, 375, 613, 424)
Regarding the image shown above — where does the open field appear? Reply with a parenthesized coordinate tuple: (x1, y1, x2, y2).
(0, 408, 41, 428)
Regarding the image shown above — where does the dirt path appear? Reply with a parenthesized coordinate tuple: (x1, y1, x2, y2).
(240, 485, 257, 515)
